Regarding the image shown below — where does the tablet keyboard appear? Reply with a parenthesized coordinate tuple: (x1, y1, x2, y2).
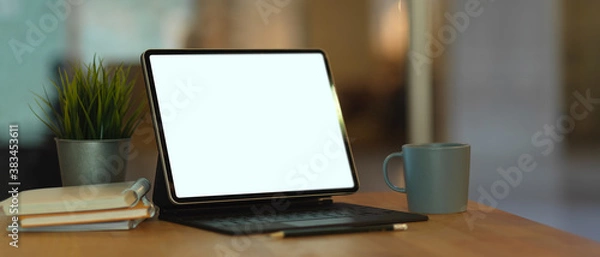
(166, 202, 428, 234)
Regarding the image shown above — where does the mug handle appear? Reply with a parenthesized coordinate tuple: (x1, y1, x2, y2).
(383, 152, 406, 193)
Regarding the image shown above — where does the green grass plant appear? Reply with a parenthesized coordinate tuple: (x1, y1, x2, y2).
(31, 57, 145, 140)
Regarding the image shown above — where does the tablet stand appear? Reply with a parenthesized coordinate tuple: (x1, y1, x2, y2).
(153, 157, 178, 211)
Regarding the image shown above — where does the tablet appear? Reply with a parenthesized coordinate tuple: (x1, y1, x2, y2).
(141, 49, 359, 204)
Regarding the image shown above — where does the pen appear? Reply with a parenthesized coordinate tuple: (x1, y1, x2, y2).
(270, 223, 408, 239)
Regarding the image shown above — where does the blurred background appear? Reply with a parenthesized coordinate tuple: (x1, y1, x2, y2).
(0, 0, 598, 241)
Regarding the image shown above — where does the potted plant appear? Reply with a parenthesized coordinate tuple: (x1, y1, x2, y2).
(31, 57, 145, 186)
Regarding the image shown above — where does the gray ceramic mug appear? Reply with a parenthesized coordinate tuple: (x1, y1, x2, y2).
(383, 143, 470, 214)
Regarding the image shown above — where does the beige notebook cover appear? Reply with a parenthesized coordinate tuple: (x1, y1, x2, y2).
(19, 197, 156, 228)
(17, 218, 147, 232)
(0, 178, 150, 216)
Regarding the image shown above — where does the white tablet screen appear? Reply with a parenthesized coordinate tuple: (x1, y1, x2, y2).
(147, 51, 357, 199)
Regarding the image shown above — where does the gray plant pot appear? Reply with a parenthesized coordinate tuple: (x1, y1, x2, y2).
(55, 138, 131, 186)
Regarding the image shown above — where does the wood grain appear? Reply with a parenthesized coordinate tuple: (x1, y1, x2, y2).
(1, 192, 599, 257)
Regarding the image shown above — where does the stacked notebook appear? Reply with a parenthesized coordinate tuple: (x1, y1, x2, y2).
(0, 178, 155, 232)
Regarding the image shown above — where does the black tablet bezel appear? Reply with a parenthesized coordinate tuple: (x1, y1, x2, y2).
(141, 49, 359, 205)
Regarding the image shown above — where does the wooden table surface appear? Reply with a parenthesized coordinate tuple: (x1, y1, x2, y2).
(2, 192, 599, 257)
